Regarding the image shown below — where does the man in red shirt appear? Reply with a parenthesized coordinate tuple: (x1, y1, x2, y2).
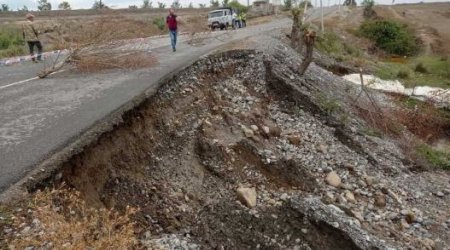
(166, 8, 178, 52)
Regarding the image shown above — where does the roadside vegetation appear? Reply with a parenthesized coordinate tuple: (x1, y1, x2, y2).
(315, 31, 362, 63)
(1, 187, 139, 249)
(309, 7, 450, 170)
(0, 25, 25, 58)
(416, 144, 450, 170)
(0, 12, 208, 59)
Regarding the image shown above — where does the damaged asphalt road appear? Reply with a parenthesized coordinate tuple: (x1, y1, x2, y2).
(0, 19, 290, 193)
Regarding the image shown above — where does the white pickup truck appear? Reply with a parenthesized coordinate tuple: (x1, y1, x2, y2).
(207, 8, 234, 30)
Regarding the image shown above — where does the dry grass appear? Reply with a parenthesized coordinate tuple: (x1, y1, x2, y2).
(181, 15, 211, 45)
(4, 186, 138, 249)
(40, 14, 159, 77)
(351, 77, 450, 169)
(391, 95, 450, 142)
(354, 92, 450, 141)
(71, 50, 157, 73)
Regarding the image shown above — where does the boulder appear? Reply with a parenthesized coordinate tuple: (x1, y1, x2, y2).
(326, 171, 341, 188)
(237, 187, 257, 208)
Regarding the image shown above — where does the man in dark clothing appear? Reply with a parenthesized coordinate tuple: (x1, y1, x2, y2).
(23, 13, 43, 62)
(166, 8, 178, 52)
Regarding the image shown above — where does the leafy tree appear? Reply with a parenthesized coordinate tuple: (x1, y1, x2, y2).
(21, 5, 29, 11)
(1, 4, 9, 12)
(92, 0, 107, 9)
(142, 0, 152, 8)
(222, 0, 230, 7)
(157, 2, 166, 8)
(188, 2, 194, 8)
(199, 3, 207, 8)
(38, 0, 52, 11)
(229, 0, 248, 13)
(210, 0, 220, 7)
(171, 0, 181, 8)
(362, 0, 375, 18)
(58, 1, 71, 10)
(283, 0, 292, 10)
(343, 0, 356, 6)
(299, 0, 312, 8)
(359, 20, 418, 56)
(129, 5, 138, 9)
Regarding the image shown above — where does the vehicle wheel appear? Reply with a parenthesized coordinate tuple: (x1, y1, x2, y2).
(211, 26, 216, 31)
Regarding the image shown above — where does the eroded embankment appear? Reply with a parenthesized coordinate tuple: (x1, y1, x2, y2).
(4, 48, 448, 249)
(36, 50, 384, 249)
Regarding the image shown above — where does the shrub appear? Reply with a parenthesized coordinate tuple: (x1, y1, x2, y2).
(153, 16, 166, 31)
(5, 187, 138, 249)
(397, 69, 410, 79)
(359, 20, 418, 56)
(414, 62, 428, 73)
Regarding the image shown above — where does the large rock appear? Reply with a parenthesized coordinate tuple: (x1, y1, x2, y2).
(237, 187, 257, 208)
(345, 191, 356, 203)
(241, 126, 254, 138)
(326, 171, 341, 188)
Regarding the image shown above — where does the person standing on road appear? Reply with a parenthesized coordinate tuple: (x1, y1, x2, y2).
(241, 12, 247, 28)
(22, 13, 43, 62)
(166, 8, 178, 52)
(232, 11, 238, 29)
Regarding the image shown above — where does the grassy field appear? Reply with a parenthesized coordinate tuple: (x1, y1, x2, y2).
(0, 25, 25, 58)
(375, 56, 450, 89)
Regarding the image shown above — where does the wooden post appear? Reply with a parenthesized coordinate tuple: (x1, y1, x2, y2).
(320, 0, 324, 34)
(299, 29, 316, 75)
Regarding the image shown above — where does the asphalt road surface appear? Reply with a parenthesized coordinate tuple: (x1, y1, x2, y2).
(0, 7, 340, 193)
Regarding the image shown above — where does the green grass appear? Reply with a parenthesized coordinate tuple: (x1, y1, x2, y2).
(375, 56, 450, 89)
(363, 128, 383, 138)
(0, 25, 25, 58)
(315, 32, 362, 62)
(416, 144, 450, 170)
(316, 92, 341, 115)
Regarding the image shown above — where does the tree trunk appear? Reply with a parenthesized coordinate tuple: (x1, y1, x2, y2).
(291, 8, 305, 53)
(299, 30, 316, 75)
(290, 8, 300, 48)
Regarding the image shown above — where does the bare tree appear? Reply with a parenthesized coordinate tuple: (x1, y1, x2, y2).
(157, 2, 166, 8)
(142, 0, 152, 8)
